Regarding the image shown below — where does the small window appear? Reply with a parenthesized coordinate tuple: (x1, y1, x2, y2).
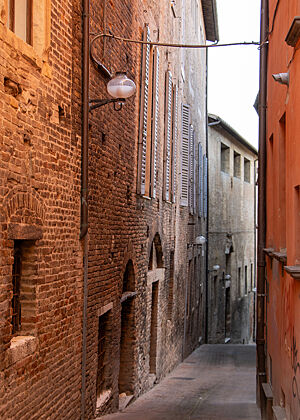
(221, 143, 230, 173)
(97, 312, 110, 400)
(234, 151, 241, 178)
(7, 0, 33, 45)
(11, 240, 37, 336)
(12, 241, 22, 333)
(244, 158, 251, 182)
(244, 266, 248, 294)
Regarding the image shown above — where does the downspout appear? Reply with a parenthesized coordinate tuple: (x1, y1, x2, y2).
(81, 0, 89, 418)
(256, 0, 268, 406)
(205, 47, 209, 343)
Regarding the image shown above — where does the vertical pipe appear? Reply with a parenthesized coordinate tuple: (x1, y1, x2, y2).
(257, 0, 268, 406)
(205, 47, 209, 344)
(81, 0, 89, 418)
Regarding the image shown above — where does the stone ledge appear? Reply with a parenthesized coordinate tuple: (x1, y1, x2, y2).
(263, 248, 274, 257)
(7, 336, 37, 366)
(284, 266, 300, 280)
(272, 406, 287, 420)
(96, 389, 112, 409)
(272, 251, 287, 264)
(121, 291, 137, 303)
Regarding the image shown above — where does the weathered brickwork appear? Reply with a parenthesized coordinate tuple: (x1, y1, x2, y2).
(0, 0, 216, 418)
(85, 1, 211, 418)
(0, 0, 83, 418)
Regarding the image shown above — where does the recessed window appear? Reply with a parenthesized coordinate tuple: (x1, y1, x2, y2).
(234, 151, 241, 178)
(7, 0, 33, 45)
(244, 158, 251, 183)
(11, 239, 37, 335)
(221, 143, 230, 173)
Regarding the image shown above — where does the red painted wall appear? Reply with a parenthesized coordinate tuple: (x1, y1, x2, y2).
(265, 0, 300, 416)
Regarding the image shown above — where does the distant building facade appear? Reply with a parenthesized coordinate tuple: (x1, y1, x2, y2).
(0, 0, 218, 419)
(207, 114, 257, 344)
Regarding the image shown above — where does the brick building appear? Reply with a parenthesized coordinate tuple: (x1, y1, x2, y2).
(84, 0, 218, 417)
(257, 0, 300, 418)
(0, 0, 83, 418)
(0, 0, 218, 419)
(207, 114, 257, 345)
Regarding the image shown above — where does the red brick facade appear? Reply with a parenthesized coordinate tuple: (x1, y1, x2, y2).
(0, 0, 217, 418)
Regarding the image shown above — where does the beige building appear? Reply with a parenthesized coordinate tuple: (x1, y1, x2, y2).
(207, 114, 257, 344)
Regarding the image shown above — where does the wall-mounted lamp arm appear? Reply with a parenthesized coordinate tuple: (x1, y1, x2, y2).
(89, 98, 125, 111)
(90, 36, 112, 80)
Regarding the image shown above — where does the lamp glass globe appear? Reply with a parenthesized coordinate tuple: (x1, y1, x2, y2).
(107, 72, 136, 99)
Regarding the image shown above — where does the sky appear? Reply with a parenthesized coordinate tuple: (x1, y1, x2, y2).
(208, 0, 261, 149)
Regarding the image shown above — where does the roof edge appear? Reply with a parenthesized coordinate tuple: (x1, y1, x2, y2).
(208, 114, 258, 155)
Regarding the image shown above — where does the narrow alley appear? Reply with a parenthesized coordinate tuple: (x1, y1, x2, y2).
(99, 345, 260, 420)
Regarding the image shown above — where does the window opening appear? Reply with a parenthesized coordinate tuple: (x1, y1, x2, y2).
(12, 241, 22, 334)
(244, 265, 248, 294)
(149, 281, 159, 374)
(234, 151, 241, 178)
(7, 0, 33, 45)
(244, 158, 251, 182)
(97, 311, 110, 399)
(221, 143, 230, 173)
(167, 251, 175, 319)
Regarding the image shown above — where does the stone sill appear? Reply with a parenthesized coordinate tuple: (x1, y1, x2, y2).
(7, 336, 37, 366)
(96, 389, 112, 409)
(272, 406, 287, 420)
(264, 248, 287, 264)
(121, 291, 137, 303)
(272, 251, 287, 264)
(284, 266, 300, 280)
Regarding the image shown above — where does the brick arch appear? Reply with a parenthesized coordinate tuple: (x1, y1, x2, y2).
(148, 232, 165, 270)
(2, 186, 45, 224)
(120, 240, 138, 292)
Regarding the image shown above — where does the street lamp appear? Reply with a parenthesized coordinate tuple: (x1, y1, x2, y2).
(89, 72, 136, 111)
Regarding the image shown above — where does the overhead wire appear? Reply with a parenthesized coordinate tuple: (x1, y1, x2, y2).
(90, 32, 261, 50)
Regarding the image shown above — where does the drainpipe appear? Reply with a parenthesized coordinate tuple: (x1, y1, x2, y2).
(256, 0, 268, 406)
(205, 47, 209, 343)
(81, 0, 89, 418)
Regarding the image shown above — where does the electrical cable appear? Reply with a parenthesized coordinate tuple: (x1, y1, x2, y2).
(90, 32, 261, 50)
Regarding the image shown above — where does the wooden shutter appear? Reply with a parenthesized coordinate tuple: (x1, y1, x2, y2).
(181, 104, 190, 206)
(164, 70, 173, 201)
(189, 126, 195, 214)
(172, 84, 178, 203)
(203, 154, 208, 218)
(151, 48, 160, 198)
(198, 143, 203, 217)
(138, 24, 151, 195)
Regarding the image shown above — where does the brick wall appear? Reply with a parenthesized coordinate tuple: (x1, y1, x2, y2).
(0, 0, 83, 418)
(85, 0, 208, 418)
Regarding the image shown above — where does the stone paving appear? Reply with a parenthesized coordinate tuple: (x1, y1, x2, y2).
(99, 344, 260, 420)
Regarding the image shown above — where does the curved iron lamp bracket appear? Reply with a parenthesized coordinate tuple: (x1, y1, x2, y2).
(90, 35, 112, 80)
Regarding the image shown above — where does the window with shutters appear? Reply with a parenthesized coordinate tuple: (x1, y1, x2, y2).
(181, 104, 190, 206)
(189, 126, 195, 214)
(198, 143, 203, 217)
(171, 85, 178, 203)
(137, 24, 160, 199)
(203, 154, 208, 218)
(163, 71, 173, 201)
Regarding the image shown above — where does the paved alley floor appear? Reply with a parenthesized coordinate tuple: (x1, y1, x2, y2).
(99, 344, 260, 420)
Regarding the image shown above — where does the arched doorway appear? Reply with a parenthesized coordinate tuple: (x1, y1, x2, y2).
(147, 234, 164, 375)
(118, 260, 136, 403)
